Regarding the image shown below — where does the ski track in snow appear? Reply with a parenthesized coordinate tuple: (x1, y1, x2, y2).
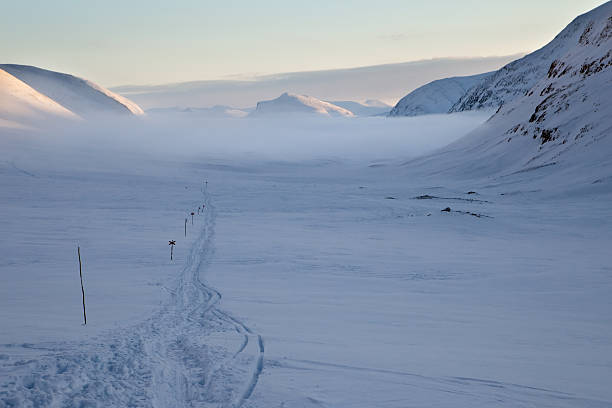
(0, 192, 264, 408)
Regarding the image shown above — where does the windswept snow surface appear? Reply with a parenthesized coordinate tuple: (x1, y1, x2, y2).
(251, 93, 354, 117)
(1, 106, 611, 407)
(0, 64, 144, 119)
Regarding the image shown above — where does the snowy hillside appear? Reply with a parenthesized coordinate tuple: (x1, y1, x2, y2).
(251, 92, 354, 117)
(450, 4, 612, 113)
(0, 64, 144, 119)
(389, 72, 492, 116)
(330, 100, 391, 116)
(0, 68, 77, 128)
(406, 1, 612, 187)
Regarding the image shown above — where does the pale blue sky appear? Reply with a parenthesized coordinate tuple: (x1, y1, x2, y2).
(1, 0, 607, 86)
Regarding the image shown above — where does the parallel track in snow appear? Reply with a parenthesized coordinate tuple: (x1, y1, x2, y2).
(0, 192, 264, 408)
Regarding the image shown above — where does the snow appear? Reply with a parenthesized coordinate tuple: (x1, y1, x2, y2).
(1, 114, 611, 406)
(388, 1, 612, 118)
(407, 0, 612, 182)
(0, 64, 144, 119)
(251, 93, 354, 118)
(388, 72, 492, 116)
(1, 3, 611, 407)
(0, 68, 77, 127)
(111, 56, 518, 110)
(450, 1, 612, 112)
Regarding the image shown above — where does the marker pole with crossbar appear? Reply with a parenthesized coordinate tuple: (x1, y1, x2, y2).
(169, 240, 176, 260)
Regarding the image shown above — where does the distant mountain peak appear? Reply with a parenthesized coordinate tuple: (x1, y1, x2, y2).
(251, 92, 354, 117)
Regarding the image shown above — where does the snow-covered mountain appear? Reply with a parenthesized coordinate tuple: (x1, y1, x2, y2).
(449, 5, 612, 113)
(0, 64, 144, 120)
(251, 92, 354, 117)
(330, 100, 391, 116)
(111, 56, 518, 109)
(389, 72, 492, 117)
(405, 1, 612, 187)
(0, 68, 78, 128)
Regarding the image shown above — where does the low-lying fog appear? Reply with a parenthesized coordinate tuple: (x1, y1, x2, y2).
(1, 112, 493, 170)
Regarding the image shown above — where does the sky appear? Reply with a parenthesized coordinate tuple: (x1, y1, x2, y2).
(0, 0, 607, 87)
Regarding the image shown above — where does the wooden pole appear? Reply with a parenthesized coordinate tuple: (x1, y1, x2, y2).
(78, 246, 87, 325)
(184, 218, 187, 237)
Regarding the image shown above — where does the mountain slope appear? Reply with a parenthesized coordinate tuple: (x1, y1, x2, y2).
(449, 4, 612, 113)
(0, 68, 78, 128)
(405, 1, 612, 190)
(389, 72, 493, 116)
(251, 93, 354, 117)
(0, 64, 144, 119)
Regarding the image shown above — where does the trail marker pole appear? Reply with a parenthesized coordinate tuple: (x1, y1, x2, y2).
(191, 212, 195, 225)
(77, 246, 87, 325)
(169, 240, 176, 260)
(184, 218, 187, 237)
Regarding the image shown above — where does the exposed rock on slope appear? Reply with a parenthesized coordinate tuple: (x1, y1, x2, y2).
(450, 4, 612, 113)
(405, 1, 612, 187)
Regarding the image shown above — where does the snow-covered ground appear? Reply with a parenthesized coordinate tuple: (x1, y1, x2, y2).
(1, 111, 611, 407)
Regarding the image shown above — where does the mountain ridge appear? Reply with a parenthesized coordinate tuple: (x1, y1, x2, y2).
(0, 64, 144, 120)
